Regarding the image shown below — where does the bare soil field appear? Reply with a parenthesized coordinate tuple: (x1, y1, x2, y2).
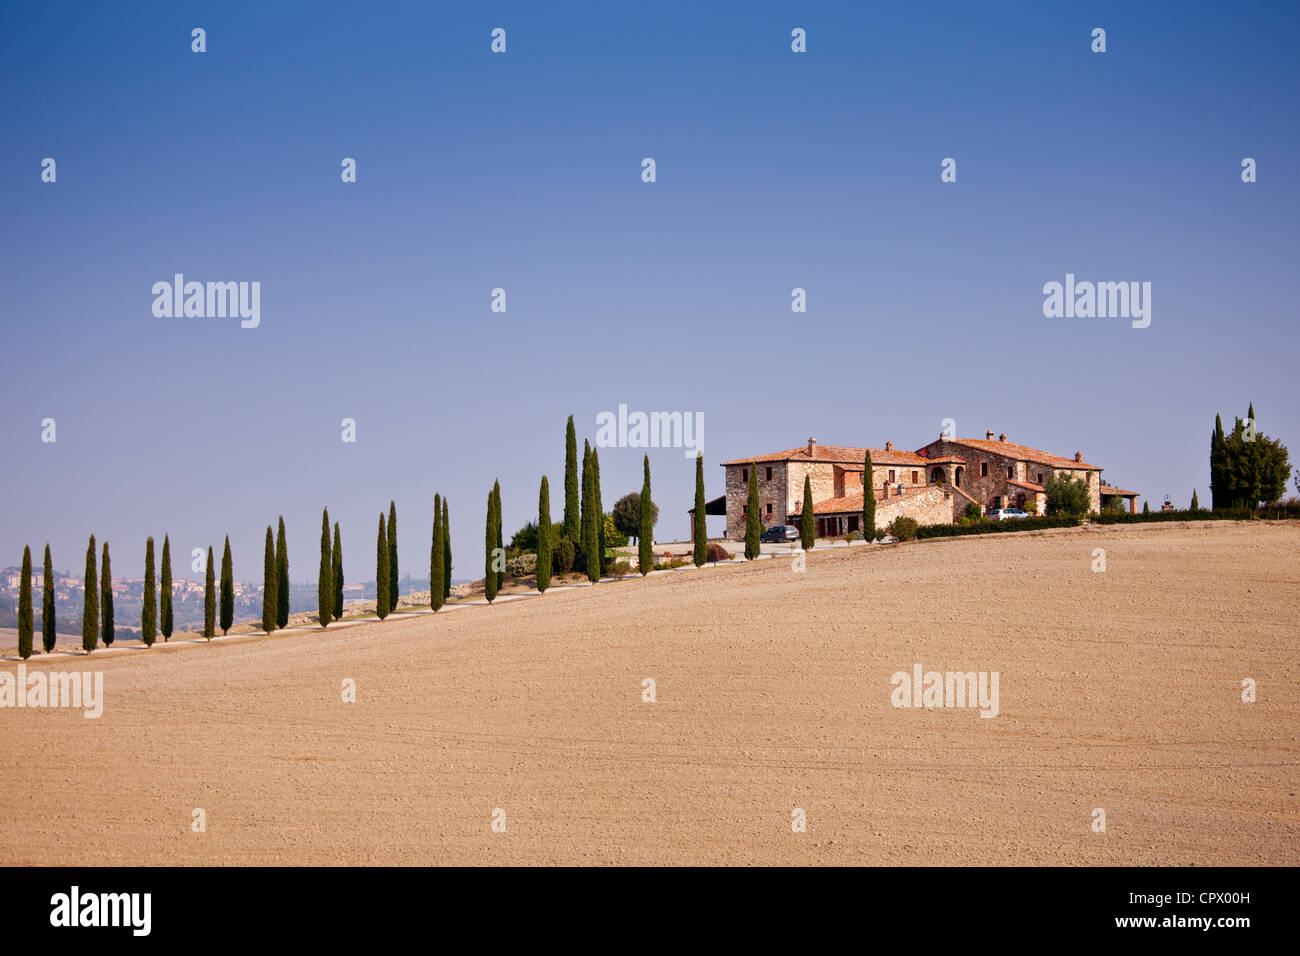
(2, 520, 1296, 865)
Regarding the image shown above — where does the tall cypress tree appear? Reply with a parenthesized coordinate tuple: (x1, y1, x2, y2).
(800, 474, 815, 550)
(862, 450, 877, 541)
(219, 536, 233, 635)
(430, 494, 445, 611)
(387, 501, 399, 610)
(332, 523, 343, 620)
(100, 542, 114, 647)
(484, 488, 499, 603)
(142, 537, 156, 647)
(1210, 414, 1227, 510)
(492, 481, 504, 591)
(593, 449, 606, 576)
(1191, 489, 1200, 511)
(582, 443, 598, 583)
(745, 466, 761, 559)
(82, 535, 98, 654)
(203, 546, 215, 640)
(639, 455, 654, 575)
(17, 546, 33, 660)
(318, 508, 333, 628)
(275, 517, 289, 629)
(261, 526, 277, 633)
(693, 453, 707, 567)
(376, 514, 391, 620)
(160, 534, 174, 641)
(564, 415, 579, 542)
(42, 544, 55, 653)
(442, 498, 451, 599)
(537, 476, 552, 593)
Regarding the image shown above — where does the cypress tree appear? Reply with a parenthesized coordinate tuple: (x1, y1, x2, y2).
(276, 517, 289, 629)
(430, 494, 445, 611)
(318, 508, 333, 628)
(160, 534, 174, 641)
(693, 453, 707, 567)
(376, 514, 391, 620)
(564, 415, 579, 541)
(82, 535, 98, 654)
(220, 536, 233, 635)
(261, 526, 277, 633)
(332, 523, 344, 620)
(593, 449, 606, 576)
(862, 450, 877, 541)
(639, 455, 654, 574)
(582, 443, 598, 582)
(203, 546, 215, 640)
(1191, 489, 1200, 511)
(1143, 500, 1151, 514)
(442, 498, 451, 599)
(1210, 414, 1227, 510)
(42, 544, 56, 653)
(492, 481, 503, 591)
(100, 542, 114, 647)
(537, 477, 552, 593)
(17, 546, 33, 660)
(744, 466, 761, 559)
(484, 488, 499, 603)
(384, 496, 395, 608)
(142, 537, 156, 647)
(800, 474, 815, 550)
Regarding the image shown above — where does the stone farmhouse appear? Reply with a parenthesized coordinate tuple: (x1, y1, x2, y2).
(705, 432, 1137, 539)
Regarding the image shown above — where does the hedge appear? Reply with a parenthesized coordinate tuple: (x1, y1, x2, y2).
(915, 516, 1082, 539)
(1091, 505, 1300, 524)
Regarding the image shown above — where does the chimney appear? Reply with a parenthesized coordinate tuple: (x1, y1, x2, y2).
(1074, 451, 1082, 462)
(986, 430, 995, 440)
(885, 441, 893, 452)
(999, 433, 1007, 442)
(807, 436, 816, 456)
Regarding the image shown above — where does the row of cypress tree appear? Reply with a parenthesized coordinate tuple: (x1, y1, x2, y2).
(16, 533, 192, 659)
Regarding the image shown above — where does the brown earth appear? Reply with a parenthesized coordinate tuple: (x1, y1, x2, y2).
(1, 521, 1296, 865)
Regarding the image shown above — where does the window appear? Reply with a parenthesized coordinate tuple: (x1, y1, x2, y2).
(765, 503, 773, 516)
(911, 471, 918, 484)
(1037, 473, 1043, 484)
(742, 505, 747, 516)
(741, 468, 748, 481)
(888, 469, 896, 481)
(981, 462, 988, 477)
(1007, 466, 1013, 479)
(765, 466, 772, 481)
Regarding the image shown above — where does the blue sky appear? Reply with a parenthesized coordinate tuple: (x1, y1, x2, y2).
(2, 1, 1297, 583)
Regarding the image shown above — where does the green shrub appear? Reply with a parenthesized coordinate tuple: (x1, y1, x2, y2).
(886, 516, 919, 541)
(603, 514, 629, 548)
(506, 552, 537, 578)
(915, 516, 1080, 538)
(1044, 473, 1090, 516)
(509, 521, 538, 552)
(963, 502, 982, 520)
(554, 537, 575, 574)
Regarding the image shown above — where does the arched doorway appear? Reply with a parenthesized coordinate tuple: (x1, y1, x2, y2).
(954, 466, 964, 488)
(929, 467, 945, 484)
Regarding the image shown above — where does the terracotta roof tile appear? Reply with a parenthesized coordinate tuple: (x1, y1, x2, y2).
(1100, 485, 1138, 496)
(1007, 480, 1046, 493)
(723, 443, 928, 467)
(933, 438, 1100, 470)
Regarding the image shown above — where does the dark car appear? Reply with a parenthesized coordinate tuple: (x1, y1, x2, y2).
(759, 525, 800, 543)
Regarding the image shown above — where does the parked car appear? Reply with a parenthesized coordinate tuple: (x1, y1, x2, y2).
(759, 525, 800, 543)
(988, 507, 1031, 521)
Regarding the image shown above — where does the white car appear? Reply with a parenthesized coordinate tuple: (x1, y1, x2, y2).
(988, 507, 1031, 521)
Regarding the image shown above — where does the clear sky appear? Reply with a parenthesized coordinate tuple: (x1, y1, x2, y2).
(2, 1, 1297, 583)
